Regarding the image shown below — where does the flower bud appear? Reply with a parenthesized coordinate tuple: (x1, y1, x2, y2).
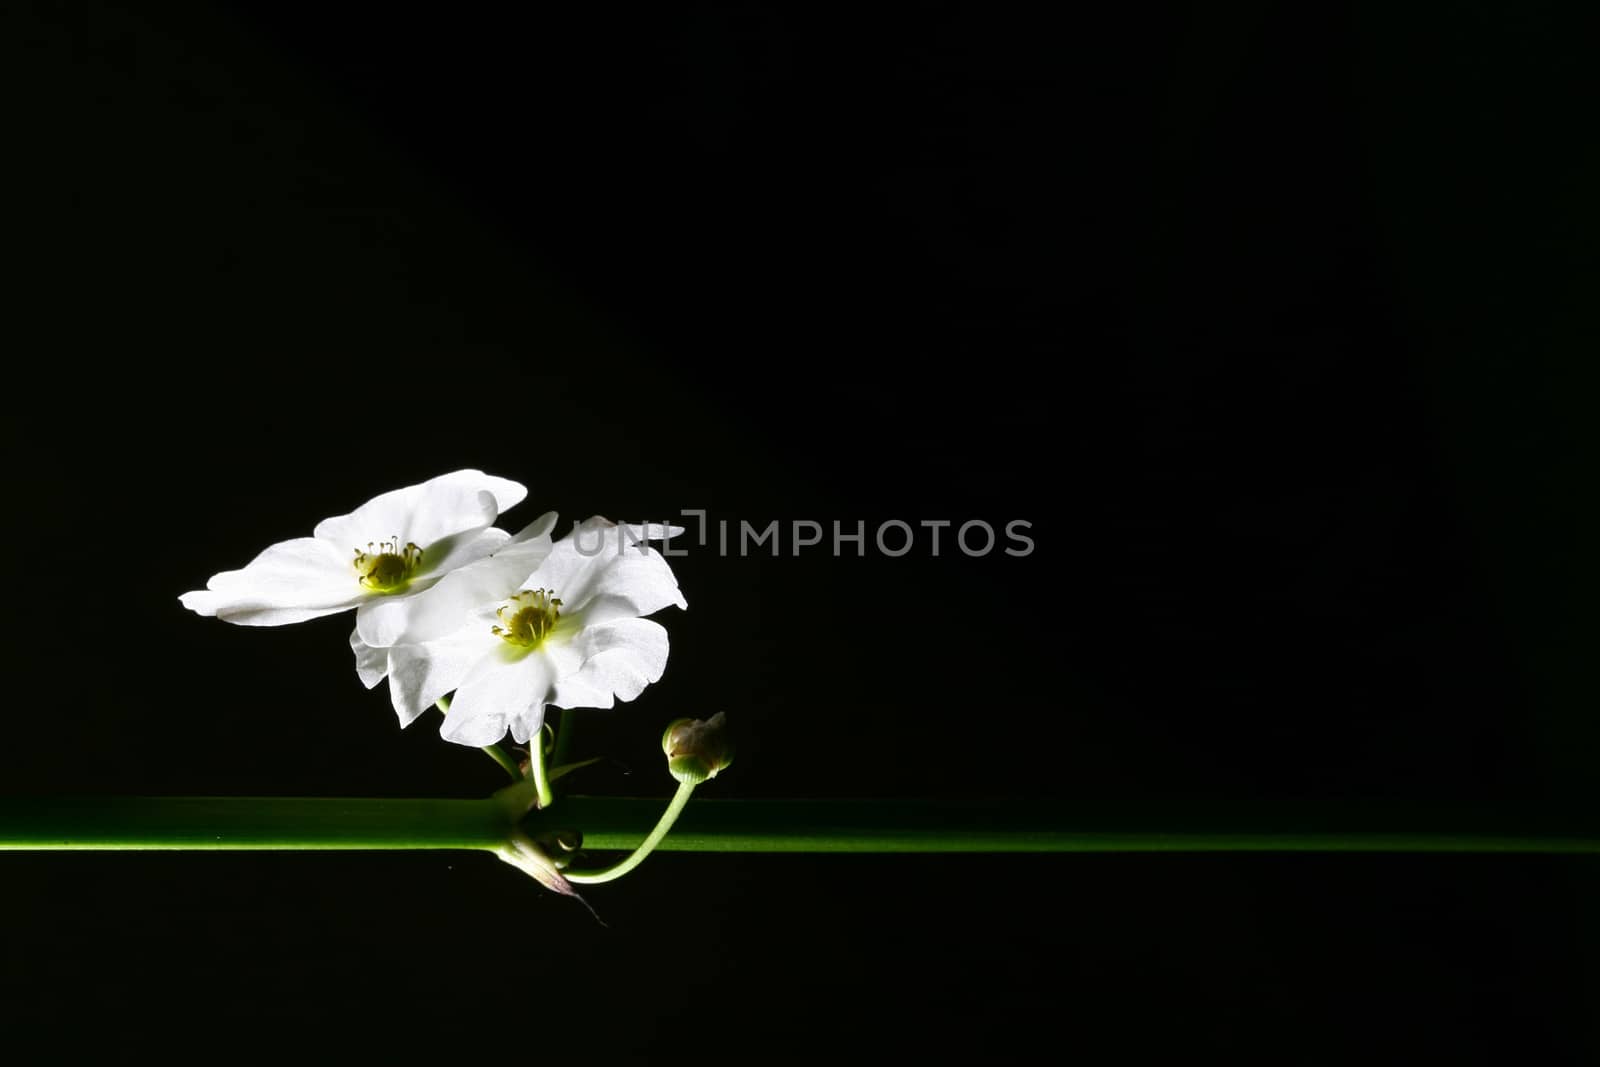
(661, 712, 734, 785)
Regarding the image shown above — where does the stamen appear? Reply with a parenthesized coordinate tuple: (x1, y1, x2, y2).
(492, 589, 563, 648)
(352, 536, 424, 593)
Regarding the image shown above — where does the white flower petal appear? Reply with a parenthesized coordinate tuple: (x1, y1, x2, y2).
(371, 513, 560, 647)
(312, 470, 525, 553)
(179, 537, 362, 626)
(352, 525, 516, 649)
(440, 646, 554, 747)
(506, 512, 561, 546)
(350, 628, 388, 689)
(388, 626, 501, 727)
(353, 595, 415, 652)
(400, 487, 496, 553)
(548, 617, 670, 709)
(311, 485, 428, 551)
(420, 524, 512, 577)
(529, 517, 687, 627)
(433, 469, 526, 521)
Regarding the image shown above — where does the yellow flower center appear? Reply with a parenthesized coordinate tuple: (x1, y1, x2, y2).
(493, 589, 563, 648)
(353, 537, 424, 593)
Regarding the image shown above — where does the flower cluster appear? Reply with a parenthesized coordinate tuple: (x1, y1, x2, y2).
(181, 470, 685, 747)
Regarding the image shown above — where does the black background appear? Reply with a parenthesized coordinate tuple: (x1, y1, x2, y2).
(6, 2, 1599, 1060)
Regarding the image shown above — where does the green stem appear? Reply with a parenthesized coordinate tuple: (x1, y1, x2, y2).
(566, 782, 695, 884)
(527, 797, 1600, 855)
(0, 797, 1596, 854)
(528, 725, 554, 810)
(481, 744, 523, 783)
(0, 797, 508, 850)
(550, 708, 575, 772)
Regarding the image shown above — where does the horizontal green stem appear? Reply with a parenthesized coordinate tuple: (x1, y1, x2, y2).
(542, 798, 1600, 854)
(0, 797, 508, 851)
(0, 797, 1595, 855)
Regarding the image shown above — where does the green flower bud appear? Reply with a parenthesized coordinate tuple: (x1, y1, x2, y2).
(661, 712, 734, 785)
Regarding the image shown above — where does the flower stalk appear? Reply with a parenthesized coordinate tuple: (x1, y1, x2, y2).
(527, 725, 555, 811)
(565, 781, 696, 885)
(557, 711, 734, 883)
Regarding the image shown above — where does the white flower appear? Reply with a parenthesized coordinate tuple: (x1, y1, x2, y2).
(180, 470, 534, 636)
(349, 511, 559, 724)
(372, 517, 687, 747)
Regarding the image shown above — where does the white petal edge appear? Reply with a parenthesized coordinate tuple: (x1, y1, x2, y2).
(350, 628, 388, 689)
(312, 470, 525, 554)
(526, 517, 687, 627)
(419, 523, 513, 578)
(548, 617, 670, 710)
(387, 626, 502, 728)
(440, 646, 554, 747)
(179, 537, 363, 626)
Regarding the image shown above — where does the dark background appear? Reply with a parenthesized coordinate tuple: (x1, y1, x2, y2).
(6, 2, 1598, 1060)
